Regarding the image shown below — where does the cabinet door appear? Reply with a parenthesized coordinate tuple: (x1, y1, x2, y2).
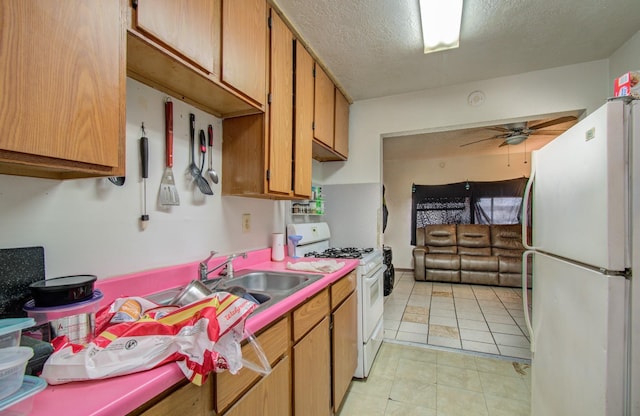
(135, 0, 220, 77)
(224, 356, 291, 416)
(0, 1, 123, 170)
(313, 64, 335, 148)
(333, 88, 349, 159)
(138, 378, 212, 416)
(222, 0, 267, 106)
(332, 291, 358, 412)
(294, 317, 331, 416)
(267, 9, 293, 195)
(215, 316, 289, 412)
(293, 41, 313, 199)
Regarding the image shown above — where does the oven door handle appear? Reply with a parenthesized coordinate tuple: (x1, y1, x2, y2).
(364, 264, 386, 283)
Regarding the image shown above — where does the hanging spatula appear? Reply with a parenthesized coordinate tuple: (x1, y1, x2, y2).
(159, 99, 180, 206)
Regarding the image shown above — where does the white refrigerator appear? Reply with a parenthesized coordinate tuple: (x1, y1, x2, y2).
(522, 98, 640, 415)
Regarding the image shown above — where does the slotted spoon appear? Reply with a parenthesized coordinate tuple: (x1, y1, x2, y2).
(207, 124, 218, 184)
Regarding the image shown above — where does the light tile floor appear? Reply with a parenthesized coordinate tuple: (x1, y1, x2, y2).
(383, 271, 533, 360)
(338, 341, 531, 416)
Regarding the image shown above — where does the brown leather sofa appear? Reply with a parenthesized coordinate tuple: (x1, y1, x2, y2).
(412, 224, 531, 288)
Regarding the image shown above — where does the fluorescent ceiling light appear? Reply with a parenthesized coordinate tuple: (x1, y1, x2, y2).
(419, 0, 463, 54)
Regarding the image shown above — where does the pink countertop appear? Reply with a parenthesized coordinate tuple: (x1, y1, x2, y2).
(18, 249, 358, 416)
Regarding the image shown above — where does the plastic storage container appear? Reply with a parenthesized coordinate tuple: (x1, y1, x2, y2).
(0, 375, 47, 413)
(0, 319, 35, 349)
(0, 347, 34, 400)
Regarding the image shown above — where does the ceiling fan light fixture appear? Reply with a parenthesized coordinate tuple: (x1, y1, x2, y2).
(504, 134, 528, 145)
(419, 0, 463, 54)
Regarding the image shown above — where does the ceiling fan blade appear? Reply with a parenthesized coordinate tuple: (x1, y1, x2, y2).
(486, 126, 511, 133)
(529, 129, 566, 136)
(528, 116, 577, 130)
(459, 134, 507, 147)
(498, 140, 510, 147)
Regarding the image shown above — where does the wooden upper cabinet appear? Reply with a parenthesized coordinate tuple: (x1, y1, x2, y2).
(267, 9, 293, 195)
(222, 0, 267, 106)
(134, 0, 220, 77)
(0, 0, 125, 179)
(128, 0, 260, 118)
(293, 41, 314, 199)
(313, 64, 335, 148)
(333, 88, 349, 159)
(222, 7, 314, 200)
(312, 62, 348, 162)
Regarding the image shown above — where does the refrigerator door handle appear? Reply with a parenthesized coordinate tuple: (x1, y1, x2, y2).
(522, 249, 535, 352)
(522, 168, 536, 251)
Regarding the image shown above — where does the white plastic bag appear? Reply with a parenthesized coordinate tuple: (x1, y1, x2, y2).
(41, 291, 258, 385)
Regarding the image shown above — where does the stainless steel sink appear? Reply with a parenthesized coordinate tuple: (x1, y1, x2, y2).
(144, 286, 272, 308)
(209, 269, 323, 314)
(145, 270, 322, 315)
(218, 270, 319, 293)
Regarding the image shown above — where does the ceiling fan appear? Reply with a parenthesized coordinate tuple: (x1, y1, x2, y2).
(460, 116, 578, 148)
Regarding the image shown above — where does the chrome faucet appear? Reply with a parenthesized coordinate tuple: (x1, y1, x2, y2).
(199, 251, 248, 287)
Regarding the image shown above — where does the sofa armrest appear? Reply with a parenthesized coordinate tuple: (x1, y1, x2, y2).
(412, 246, 427, 281)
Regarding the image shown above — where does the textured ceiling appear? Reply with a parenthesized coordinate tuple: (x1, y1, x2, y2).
(273, 0, 640, 101)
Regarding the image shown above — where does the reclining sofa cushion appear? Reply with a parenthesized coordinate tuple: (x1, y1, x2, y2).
(457, 224, 492, 256)
(491, 224, 525, 257)
(456, 224, 498, 284)
(422, 224, 460, 282)
(490, 224, 525, 286)
(423, 224, 457, 254)
(413, 223, 530, 287)
(425, 254, 460, 282)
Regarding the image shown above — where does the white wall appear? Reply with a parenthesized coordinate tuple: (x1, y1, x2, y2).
(317, 59, 610, 265)
(0, 79, 283, 279)
(609, 30, 640, 89)
(322, 60, 610, 186)
(349, 30, 640, 271)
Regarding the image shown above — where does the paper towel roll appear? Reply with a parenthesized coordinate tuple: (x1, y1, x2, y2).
(271, 233, 285, 261)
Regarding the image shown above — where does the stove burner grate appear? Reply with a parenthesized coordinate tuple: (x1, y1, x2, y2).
(304, 247, 374, 259)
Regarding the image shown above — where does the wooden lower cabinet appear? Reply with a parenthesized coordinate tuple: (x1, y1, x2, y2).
(331, 291, 358, 412)
(135, 378, 213, 416)
(223, 356, 291, 416)
(215, 317, 290, 412)
(293, 317, 331, 416)
(133, 273, 358, 416)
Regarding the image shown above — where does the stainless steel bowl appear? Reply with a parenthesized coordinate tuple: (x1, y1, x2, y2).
(169, 280, 213, 307)
(50, 313, 94, 344)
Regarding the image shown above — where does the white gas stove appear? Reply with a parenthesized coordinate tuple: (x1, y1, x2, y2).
(287, 222, 384, 378)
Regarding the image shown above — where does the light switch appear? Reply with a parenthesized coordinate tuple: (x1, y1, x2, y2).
(242, 213, 251, 233)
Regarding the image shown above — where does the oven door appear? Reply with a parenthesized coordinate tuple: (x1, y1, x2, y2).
(361, 264, 385, 342)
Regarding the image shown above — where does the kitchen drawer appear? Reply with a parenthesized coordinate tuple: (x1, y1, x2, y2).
(215, 315, 289, 412)
(292, 288, 329, 342)
(330, 271, 356, 310)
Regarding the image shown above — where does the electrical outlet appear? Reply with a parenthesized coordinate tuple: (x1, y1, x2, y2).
(242, 213, 251, 233)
